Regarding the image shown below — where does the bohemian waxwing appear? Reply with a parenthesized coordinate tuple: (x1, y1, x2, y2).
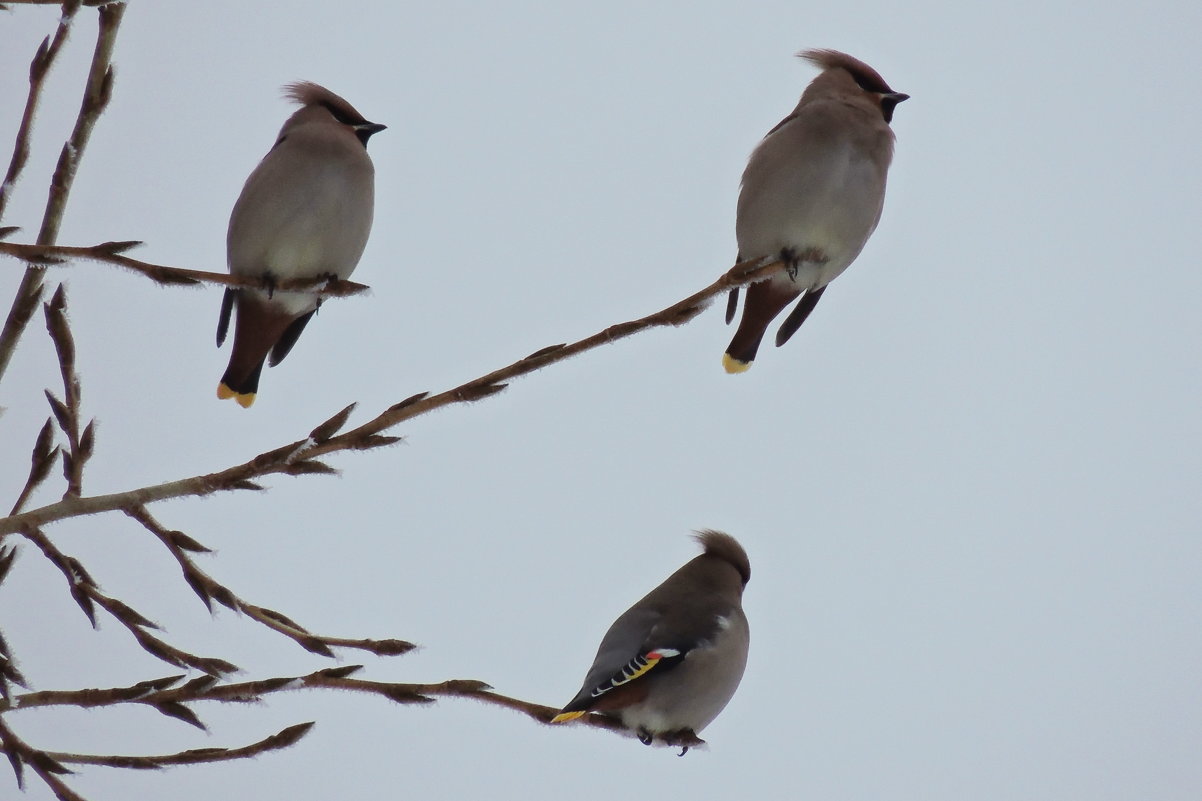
(551, 530, 751, 753)
(216, 82, 385, 407)
(724, 49, 907, 372)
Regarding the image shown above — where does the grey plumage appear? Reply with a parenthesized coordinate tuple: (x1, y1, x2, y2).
(551, 530, 751, 752)
(216, 82, 385, 407)
(724, 49, 907, 373)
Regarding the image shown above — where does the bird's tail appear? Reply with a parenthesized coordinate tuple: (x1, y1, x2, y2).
(723, 279, 800, 373)
(217, 294, 299, 408)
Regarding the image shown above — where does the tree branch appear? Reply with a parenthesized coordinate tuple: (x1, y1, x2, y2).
(0, 256, 782, 538)
(0, 1, 125, 383)
(0, 547, 28, 702)
(2, 0, 111, 6)
(0, 0, 81, 222)
(124, 505, 416, 659)
(0, 714, 84, 801)
(8, 418, 58, 516)
(19, 527, 239, 676)
(30, 722, 315, 770)
(4, 664, 702, 749)
(43, 285, 93, 497)
(0, 240, 370, 295)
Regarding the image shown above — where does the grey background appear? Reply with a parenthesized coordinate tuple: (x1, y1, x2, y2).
(1, 1, 1200, 799)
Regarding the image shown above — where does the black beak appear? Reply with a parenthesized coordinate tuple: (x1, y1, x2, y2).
(880, 92, 909, 123)
(354, 121, 387, 146)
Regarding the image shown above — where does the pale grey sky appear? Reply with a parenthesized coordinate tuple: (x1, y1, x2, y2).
(2, 2, 1200, 799)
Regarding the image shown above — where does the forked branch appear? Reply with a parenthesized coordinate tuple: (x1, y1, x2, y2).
(0, 255, 782, 538)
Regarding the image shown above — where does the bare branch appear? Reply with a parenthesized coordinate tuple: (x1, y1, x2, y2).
(34, 722, 315, 769)
(0, 628, 28, 700)
(0, 257, 782, 538)
(0, 0, 81, 222)
(0, 240, 371, 295)
(43, 286, 91, 496)
(6, 665, 698, 749)
(19, 527, 238, 676)
(124, 505, 416, 658)
(8, 418, 59, 515)
(7, 674, 186, 712)
(0, 715, 86, 801)
(0, 1, 125, 384)
(2, 0, 110, 6)
(0, 714, 316, 796)
(0, 549, 25, 698)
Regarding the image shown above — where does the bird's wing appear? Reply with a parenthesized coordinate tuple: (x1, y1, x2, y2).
(552, 595, 734, 720)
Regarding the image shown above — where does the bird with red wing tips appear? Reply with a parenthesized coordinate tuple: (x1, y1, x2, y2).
(551, 530, 751, 753)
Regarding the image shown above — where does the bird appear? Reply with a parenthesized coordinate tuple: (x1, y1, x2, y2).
(550, 530, 751, 753)
(723, 49, 908, 373)
(216, 82, 385, 407)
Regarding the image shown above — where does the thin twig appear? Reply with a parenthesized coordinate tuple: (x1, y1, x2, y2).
(0, 1, 125, 384)
(0, 715, 84, 801)
(0, 0, 81, 222)
(43, 286, 92, 497)
(1, 0, 109, 6)
(124, 505, 416, 658)
(20, 527, 238, 676)
(5, 673, 187, 713)
(0, 548, 25, 702)
(31, 722, 315, 769)
(8, 418, 58, 515)
(0, 240, 370, 295)
(4, 664, 699, 747)
(0, 256, 782, 538)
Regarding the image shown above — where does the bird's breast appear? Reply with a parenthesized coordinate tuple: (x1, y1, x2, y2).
(228, 148, 375, 283)
(736, 137, 887, 290)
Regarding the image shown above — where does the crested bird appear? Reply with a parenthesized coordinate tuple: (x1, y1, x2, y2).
(724, 49, 907, 373)
(551, 530, 751, 753)
(216, 82, 385, 407)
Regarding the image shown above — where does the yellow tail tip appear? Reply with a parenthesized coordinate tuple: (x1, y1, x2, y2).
(722, 353, 752, 374)
(217, 383, 256, 408)
(550, 711, 585, 724)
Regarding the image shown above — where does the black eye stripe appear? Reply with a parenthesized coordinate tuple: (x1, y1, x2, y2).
(319, 101, 365, 126)
(848, 69, 892, 94)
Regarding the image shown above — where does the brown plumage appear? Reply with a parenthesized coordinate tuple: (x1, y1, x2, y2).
(551, 530, 751, 751)
(216, 82, 385, 407)
(723, 49, 907, 373)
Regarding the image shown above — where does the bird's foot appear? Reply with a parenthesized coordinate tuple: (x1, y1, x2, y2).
(780, 246, 829, 281)
(781, 247, 800, 281)
(316, 272, 342, 310)
(260, 273, 278, 299)
(664, 727, 704, 752)
(635, 727, 704, 753)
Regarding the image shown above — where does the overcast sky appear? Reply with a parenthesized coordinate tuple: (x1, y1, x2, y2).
(2, 1, 1200, 799)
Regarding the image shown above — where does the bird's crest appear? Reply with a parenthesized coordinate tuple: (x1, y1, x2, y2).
(695, 530, 751, 585)
(798, 48, 894, 94)
(283, 81, 369, 125)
